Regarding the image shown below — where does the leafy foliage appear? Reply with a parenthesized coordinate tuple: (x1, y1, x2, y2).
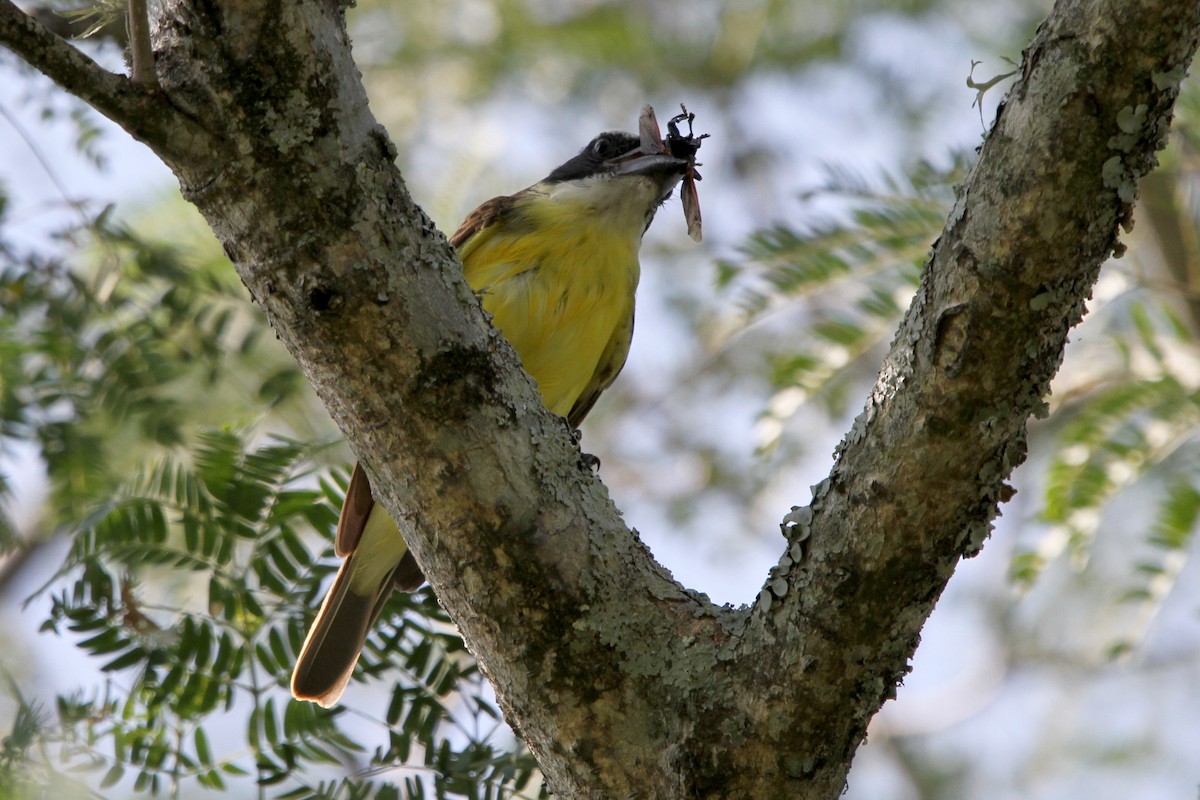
(9, 430, 542, 798)
(55, 0, 126, 40)
(1016, 298, 1200, 641)
(718, 157, 967, 445)
(0, 204, 314, 527)
(0, 195, 542, 796)
(349, 0, 948, 113)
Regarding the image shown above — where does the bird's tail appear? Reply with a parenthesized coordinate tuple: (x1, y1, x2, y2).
(292, 464, 425, 707)
(290, 552, 390, 707)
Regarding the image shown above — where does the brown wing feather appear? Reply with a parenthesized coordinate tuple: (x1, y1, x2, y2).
(290, 552, 378, 706)
(391, 551, 425, 592)
(335, 462, 374, 557)
(450, 194, 518, 250)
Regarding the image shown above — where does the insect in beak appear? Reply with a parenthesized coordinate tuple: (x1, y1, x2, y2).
(638, 104, 709, 242)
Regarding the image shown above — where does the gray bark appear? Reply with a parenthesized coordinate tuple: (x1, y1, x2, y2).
(1, 0, 1197, 797)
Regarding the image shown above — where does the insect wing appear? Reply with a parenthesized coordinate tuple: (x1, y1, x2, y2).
(639, 105, 666, 154)
(682, 173, 702, 242)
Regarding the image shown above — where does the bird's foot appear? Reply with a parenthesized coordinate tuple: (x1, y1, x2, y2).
(569, 426, 600, 471)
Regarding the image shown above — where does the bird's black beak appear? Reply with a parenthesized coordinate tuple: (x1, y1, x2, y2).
(609, 147, 690, 180)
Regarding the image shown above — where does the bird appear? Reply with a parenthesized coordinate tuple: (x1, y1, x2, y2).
(290, 121, 694, 707)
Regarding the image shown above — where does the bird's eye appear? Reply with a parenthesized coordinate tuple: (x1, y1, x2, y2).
(591, 136, 614, 159)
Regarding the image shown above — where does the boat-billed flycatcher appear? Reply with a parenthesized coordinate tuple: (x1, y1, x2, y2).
(291, 112, 701, 707)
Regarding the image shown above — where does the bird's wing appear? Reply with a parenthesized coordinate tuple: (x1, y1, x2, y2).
(335, 461, 374, 557)
(568, 308, 635, 429)
(335, 462, 425, 589)
(450, 193, 519, 250)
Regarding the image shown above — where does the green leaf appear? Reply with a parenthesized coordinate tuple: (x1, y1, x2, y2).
(98, 763, 124, 788)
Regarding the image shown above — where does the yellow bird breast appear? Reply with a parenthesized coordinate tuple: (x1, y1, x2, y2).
(459, 183, 648, 420)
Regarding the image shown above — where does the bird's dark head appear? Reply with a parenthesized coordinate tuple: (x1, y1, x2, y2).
(544, 131, 690, 203)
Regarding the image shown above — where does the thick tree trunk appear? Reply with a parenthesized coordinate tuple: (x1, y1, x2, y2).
(1, 0, 1197, 797)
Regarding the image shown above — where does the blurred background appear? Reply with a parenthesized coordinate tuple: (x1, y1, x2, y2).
(2, 0, 1199, 797)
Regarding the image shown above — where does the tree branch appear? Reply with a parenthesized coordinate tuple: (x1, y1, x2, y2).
(735, 0, 1200, 795)
(0, 0, 212, 164)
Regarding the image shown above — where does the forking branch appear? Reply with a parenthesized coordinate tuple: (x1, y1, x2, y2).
(0, 0, 213, 164)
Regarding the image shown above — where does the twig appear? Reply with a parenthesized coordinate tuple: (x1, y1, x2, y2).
(126, 0, 154, 85)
